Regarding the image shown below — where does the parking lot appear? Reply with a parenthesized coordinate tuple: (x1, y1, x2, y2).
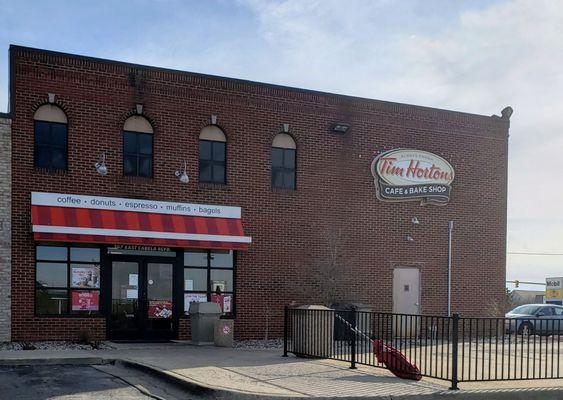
(0, 364, 197, 400)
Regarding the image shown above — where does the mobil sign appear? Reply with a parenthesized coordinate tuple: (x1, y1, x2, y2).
(371, 149, 455, 206)
(546, 277, 563, 305)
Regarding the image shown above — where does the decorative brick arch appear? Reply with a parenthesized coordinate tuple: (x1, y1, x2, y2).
(121, 107, 157, 131)
(31, 97, 70, 123)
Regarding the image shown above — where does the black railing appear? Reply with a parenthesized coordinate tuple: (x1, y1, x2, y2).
(283, 307, 563, 390)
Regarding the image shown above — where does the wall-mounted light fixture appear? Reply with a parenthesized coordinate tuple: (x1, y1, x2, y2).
(331, 122, 350, 134)
(95, 153, 108, 176)
(175, 161, 189, 184)
(411, 217, 420, 225)
(501, 106, 513, 120)
(406, 235, 415, 242)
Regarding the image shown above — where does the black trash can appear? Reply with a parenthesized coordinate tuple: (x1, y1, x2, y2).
(331, 302, 373, 341)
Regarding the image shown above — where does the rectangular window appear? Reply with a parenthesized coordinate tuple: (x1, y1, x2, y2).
(36, 289, 68, 315)
(183, 250, 234, 315)
(272, 147, 296, 189)
(123, 131, 153, 177)
(36, 262, 68, 287)
(35, 245, 101, 315)
(199, 140, 226, 184)
(34, 121, 68, 170)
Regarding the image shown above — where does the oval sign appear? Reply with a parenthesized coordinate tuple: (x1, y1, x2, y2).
(371, 149, 455, 205)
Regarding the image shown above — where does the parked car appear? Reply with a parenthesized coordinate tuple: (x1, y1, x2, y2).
(505, 304, 563, 336)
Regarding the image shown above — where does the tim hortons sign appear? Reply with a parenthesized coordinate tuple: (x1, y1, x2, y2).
(371, 149, 455, 206)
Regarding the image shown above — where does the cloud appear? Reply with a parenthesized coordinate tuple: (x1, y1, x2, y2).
(1, 0, 562, 283)
(112, 0, 563, 284)
(239, 0, 563, 283)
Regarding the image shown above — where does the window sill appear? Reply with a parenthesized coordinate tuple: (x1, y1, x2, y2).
(34, 314, 104, 318)
(123, 175, 154, 184)
(34, 167, 68, 175)
(271, 187, 297, 194)
(198, 182, 228, 190)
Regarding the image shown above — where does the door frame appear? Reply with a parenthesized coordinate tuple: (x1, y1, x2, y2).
(392, 266, 421, 315)
(392, 266, 421, 338)
(104, 252, 181, 341)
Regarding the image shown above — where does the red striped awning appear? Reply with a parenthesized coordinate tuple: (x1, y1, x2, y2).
(31, 205, 251, 250)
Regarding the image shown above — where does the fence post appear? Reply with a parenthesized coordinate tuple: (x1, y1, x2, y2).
(283, 305, 289, 357)
(350, 307, 357, 369)
(450, 313, 459, 390)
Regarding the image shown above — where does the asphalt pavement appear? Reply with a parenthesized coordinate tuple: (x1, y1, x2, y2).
(0, 363, 199, 400)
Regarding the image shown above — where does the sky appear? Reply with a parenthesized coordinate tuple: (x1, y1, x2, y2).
(1, 0, 562, 290)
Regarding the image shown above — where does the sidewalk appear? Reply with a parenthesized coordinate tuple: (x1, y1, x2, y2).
(1, 342, 563, 399)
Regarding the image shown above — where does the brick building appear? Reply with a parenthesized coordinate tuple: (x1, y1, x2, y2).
(7, 45, 509, 341)
(0, 113, 11, 342)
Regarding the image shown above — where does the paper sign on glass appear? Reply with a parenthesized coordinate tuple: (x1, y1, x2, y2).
(148, 300, 173, 319)
(126, 289, 138, 299)
(129, 274, 138, 287)
(184, 293, 207, 313)
(223, 295, 232, 312)
(71, 265, 100, 289)
(71, 291, 99, 311)
(184, 279, 194, 291)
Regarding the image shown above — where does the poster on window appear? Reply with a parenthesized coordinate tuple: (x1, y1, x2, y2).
(148, 300, 173, 319)
(211, 280, 226, 293)
(71, 291, 99, 311)
(71, 264, 100, 289)
(211, 294, 232, 313)
(184, 293, 207, 314)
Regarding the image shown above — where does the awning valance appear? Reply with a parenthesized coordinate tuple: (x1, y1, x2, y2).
(31, 193, 251, 250)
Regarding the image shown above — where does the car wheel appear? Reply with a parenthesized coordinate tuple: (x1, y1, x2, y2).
(518, 322, 534, 337)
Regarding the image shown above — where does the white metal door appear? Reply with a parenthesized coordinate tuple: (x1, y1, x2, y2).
(393, 268, 420, 337)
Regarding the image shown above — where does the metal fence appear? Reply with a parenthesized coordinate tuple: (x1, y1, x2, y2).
(282, 307, 563, 390)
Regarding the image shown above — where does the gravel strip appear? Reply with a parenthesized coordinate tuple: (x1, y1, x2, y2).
(0, 341, 115, 351)
(234, 339, 283, 349)
(2, 339, 282, 351)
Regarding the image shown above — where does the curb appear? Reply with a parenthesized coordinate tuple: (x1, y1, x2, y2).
(115, 360, 563, 400)
(116, 359, 219, 398)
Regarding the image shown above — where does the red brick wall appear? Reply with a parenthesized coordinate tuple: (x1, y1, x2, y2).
(179, 319, 191, 341)
(10, 46, 509, 341)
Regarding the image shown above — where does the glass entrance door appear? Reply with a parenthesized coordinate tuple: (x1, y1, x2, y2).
(145, 263, 174, 339)
(110, 259, 175, 340)
(111, 261, 141, 339)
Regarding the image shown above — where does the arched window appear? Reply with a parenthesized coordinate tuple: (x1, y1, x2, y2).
(199, 125, 226, 184)
(271, 133, 296, 189)
(123, 115, 154, 177)
(34, 104, 68, 170)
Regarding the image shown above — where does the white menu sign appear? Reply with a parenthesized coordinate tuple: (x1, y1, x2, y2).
(32, 192, 242, 219)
